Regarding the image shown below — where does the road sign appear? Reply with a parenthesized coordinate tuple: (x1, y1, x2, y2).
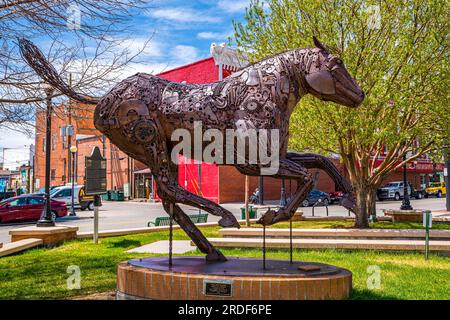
(84, 146, 107, 196)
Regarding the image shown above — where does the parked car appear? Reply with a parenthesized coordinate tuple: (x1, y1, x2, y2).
(301, 189, 331, 207)
(330, 191, 344, 204)
(377, 181, 424, 201)
(32, 185, 62, 196)
(0, 195, 67, 223)
(424, 182, 446, 198)
(0, 190, 17, 201)
(50, 185, 96, 211)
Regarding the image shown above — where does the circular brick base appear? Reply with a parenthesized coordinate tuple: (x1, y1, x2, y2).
(117, 257, 352, 300)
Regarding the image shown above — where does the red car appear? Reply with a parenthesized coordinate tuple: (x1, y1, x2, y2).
(330, 191, 344, 204)
(0, 195, 68, 223)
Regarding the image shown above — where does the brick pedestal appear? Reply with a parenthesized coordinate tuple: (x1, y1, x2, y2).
(117, 257, 352, 300)
(383, 209, 423, 222)
(9, 225, 78, 245)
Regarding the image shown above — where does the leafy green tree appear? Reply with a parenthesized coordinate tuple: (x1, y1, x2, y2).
(234, 0, 449, 227)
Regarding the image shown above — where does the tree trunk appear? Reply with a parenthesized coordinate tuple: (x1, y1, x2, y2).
(367, 188, 377, 218)
(354, 186, 369, 228)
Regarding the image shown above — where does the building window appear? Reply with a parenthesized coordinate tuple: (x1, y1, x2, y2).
(51, 169, 56, 181)
(63, 159, 66, 183)
(42, 137, 46, 153)
(62, 134, 67, 149)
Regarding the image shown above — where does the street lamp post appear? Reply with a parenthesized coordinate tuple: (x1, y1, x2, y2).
(400, 154, 413, 210)
(280, 178, 287, 207)
(69, 145, 78, 216)
(37, 84, 55, 227)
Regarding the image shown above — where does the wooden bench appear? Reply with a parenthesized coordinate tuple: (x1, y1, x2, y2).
(148, 213, 208, 227)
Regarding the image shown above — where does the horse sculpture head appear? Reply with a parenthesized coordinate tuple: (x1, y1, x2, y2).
(304, 37, 364, 108)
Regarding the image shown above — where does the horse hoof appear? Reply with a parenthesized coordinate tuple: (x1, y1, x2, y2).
(256, 209, 277, 226)
(206, 249, 227, 262)
(219, 215, 240, 228)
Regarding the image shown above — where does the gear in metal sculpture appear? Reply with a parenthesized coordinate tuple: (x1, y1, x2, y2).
(19, 37, 364, 262)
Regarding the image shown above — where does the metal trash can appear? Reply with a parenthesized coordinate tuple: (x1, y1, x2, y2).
(116, 191, 125, 201)
(101, 191, 111, 201)
(241, 205, 256, 219)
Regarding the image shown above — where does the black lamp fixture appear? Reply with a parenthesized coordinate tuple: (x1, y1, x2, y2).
(400, 154, 413, 211)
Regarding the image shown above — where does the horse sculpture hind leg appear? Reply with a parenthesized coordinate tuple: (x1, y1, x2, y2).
(286, 152, 355, 211)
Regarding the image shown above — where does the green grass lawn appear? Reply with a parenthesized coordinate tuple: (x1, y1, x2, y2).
(0, 224, 449, 300)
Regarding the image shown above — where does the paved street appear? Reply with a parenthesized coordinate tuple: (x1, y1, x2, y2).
(0, 197, 448, 245)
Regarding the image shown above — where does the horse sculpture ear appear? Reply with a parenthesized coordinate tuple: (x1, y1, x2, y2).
(305, 71, 335, 95)
(313, 36, 329, 53)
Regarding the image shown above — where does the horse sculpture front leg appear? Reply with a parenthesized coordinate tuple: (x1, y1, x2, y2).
(160, 198, 227, 262)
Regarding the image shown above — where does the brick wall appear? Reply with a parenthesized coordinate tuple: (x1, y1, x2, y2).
(217, 166, 336, 203)
(34, 104, 133, 191)
(35, 105, 72, 188)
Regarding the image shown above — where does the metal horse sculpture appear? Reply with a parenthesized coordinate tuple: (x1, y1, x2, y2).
(19, 37, 364, 261)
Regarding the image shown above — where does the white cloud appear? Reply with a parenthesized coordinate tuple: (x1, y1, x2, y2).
(217, 0, 250, 13)
(197, 31, 232, 40)
(118, 38, 163, 57)
(0, 127, 34, 149)
(119, 62, 176, 78)
(147, 8, 221, 23)
(172, 45, 199, 65)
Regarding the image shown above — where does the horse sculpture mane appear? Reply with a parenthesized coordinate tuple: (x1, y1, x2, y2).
(19, 37, 364, 262)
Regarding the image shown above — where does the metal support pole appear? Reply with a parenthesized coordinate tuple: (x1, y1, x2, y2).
(263, 224, 266, 270)
(445, 149, 450, 212)
(198, 161, 202, 214)
(70, 150, 76, 216)
(151, 175, 155, 199)
(289, 217, 293, 263)
(169, 203, 173, 268)
(424, 210, 431, 260)
(401, 154, 413, 210)
(245, 175, 250, 227)
(37, 87, 55, 227)
(93, 195, 100, 244)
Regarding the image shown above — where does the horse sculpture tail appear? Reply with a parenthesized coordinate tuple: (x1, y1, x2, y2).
(18, 38, 99, 105)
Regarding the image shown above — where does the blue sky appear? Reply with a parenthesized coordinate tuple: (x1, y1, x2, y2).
(0, 0, 251, 150)
(117, 0, 251, 75)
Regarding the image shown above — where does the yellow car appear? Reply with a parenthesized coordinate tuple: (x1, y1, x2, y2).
(425, 182, 447, 198)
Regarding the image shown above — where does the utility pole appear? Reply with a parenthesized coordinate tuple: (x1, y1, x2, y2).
(67, 73, 72, 184)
